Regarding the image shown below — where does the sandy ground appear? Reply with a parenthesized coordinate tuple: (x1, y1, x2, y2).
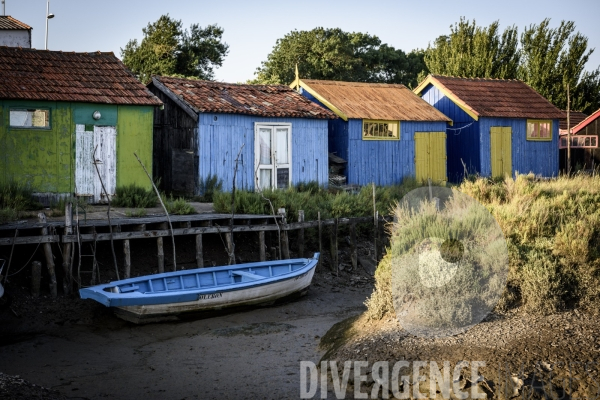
(0, 270, 373, 400)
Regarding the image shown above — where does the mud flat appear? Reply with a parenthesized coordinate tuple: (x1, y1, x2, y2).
(0, 270, 373, 399)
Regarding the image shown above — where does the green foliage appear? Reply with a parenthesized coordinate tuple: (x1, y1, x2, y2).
(160, 193, 195, 215)
(112, 184, 158, 208)
(121, 14, 229, 83)
(366, 174, 600, 320)
(253, 27, 428, 88)
(423, 17, 600, 113)
(0, 181, 40, 222)
(424, 17, 520, 79)
(50, 196, 89, 217)
(198, 174, 223, 202)
(518, 19, 600, 113)
(125, 209, 147, 218)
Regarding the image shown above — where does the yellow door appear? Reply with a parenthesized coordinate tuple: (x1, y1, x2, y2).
(490, 127, 512, 178)
(414, 132, 447, 185)
(414, 132, 429, 183)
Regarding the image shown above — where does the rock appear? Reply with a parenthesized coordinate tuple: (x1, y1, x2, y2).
(358, 257, 377, 276)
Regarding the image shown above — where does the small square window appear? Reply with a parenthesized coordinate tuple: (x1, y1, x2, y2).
(526, 120, 552, 141)
(9, 109, 50, 128)
(362, 120, 399, 140)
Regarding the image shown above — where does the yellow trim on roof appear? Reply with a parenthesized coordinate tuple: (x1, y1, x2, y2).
(293, 80, 348, 121)
(413, 75, 479, 122)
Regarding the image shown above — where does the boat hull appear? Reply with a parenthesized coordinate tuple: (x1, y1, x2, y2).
(114, 266, 315, 323)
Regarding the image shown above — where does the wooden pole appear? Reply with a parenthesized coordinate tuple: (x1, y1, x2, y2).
(334, 218, 339, 275)
(195, 234, 203, 268)
(38, 213, 57, 298)
(31, 261, 41, 298)
(298, 210, 305, 258)
(567, 83, 571, 174)
(62, 201, 72, 295)
(350, 222, 357, 271)
(225, 233, 234, 264)
(280, 209, 290, 260)
(318, 212, 322, 265)
(123, 239, 131, 279)
(157, 237, 165, 273)
(258, 230, 266, 261)
(373, 183, 378, 262)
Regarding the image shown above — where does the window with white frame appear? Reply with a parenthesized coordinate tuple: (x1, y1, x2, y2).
(9, 108, 50, 128)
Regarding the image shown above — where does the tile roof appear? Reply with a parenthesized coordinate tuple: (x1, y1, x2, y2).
(0, 47, 162, 106)
(572, 108, 600, 134)
(559, 111, 588, 131)
(415, 75, 565, 120)
(298, 79, 451, 122)
(151, 76, 336, 119)
(0, 16, 31, 30)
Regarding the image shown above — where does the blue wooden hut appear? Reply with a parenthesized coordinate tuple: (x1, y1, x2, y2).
(148, 77, 336, 194)
(414, 75, 565, 182)
(290, 79, 452, 186)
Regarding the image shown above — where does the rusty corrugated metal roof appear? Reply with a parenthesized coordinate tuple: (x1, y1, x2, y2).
(0, 47, 162, 106)
(152, 76, 336, 119)
(417, 75, 565, 120)
(0, 16, 31, 30)
(298, 79, 451, 122)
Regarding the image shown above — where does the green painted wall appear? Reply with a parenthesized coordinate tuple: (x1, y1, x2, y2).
(0, 100, 154, 193)
(116, 105, 154, 190)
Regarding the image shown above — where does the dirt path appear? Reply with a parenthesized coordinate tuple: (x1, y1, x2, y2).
(0, 275, 373, 399)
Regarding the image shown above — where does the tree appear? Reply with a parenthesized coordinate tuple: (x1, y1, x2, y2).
(121, 15, 229, 83)
(519, 19, 600, 113)
(253, 27, 427, 88)
(424, 18, 520, 79)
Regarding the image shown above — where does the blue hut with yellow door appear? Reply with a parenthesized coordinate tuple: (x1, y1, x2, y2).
(414, 75, 564, 182)
(290, 78, 452, 186)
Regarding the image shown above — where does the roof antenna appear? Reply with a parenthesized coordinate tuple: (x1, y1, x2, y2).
(2, 0, 5, 16)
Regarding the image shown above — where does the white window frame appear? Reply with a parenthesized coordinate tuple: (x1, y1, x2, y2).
(254, 123, 293, 191)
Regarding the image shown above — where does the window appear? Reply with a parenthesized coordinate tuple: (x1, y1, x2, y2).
(362, 120, 399, 140)
(527, 120, 552, 141)
(9, 109, 50, 128)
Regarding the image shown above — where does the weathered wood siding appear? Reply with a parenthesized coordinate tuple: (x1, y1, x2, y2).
(198, 113, 329, 192)
(148, 86, 198, 194)
(420, 85, 559, 180)
(345, 119, 447, 186)
(420, 85, 480, 182)
(479, 117, 559, 178)
(0, 100, 155, 196)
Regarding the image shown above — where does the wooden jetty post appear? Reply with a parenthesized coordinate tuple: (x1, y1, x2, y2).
(157, 237, 165, 273)
(225, 232, 235, 265)
(329, 218, 339, 274)
(38, 213, 57, 298)
(350, 222, 358, 270)
(195, 234, 203, 268)
(62, 202, 73, 295)
(31, 261, 41, 298)
(258, 230, 266, 261)
(123, 240, 131, 279)
(318, 212, 322, 266)
(279, 208, 290, 260)
(298, 210, 305, 258)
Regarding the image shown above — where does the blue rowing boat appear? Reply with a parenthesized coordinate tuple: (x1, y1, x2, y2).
(79, 253, 319, 323)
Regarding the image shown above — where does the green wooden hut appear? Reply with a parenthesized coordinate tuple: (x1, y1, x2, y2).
(0, 47, 162, 204)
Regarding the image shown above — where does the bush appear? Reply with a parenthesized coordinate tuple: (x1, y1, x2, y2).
(112, 184, 157, 208)
(198, 174, 223, 202)
(0, 180, 39, 222)
(160, 194, 195, 215)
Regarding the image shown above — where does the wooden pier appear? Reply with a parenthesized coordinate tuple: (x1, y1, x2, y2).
(0, 210, 386, 298)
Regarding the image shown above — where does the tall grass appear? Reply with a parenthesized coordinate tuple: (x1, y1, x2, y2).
(0, 181, 39, 223)
(112, 184, 158, 208)
(366, 173, 600, 319)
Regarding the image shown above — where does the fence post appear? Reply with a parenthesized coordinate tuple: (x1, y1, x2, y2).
(298, 210, 305, 258)
(195, 234, 203, 268)
(38, 212, 57, 298)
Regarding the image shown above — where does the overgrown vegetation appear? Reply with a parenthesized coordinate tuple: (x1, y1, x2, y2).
(160, 193, 195, 215)
(213, 179, 420, 222)
(365, 173, 600, 319)
(197, 174, 223, 203)
(112, 184, 158, 208)
(0, 181, 40, 223)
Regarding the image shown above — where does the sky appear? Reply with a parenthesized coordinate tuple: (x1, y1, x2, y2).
(4, 0, 600, 83)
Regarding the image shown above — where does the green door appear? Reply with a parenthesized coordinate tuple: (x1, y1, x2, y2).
(414, 132, 447, 185)
(490, 127, 512, 178)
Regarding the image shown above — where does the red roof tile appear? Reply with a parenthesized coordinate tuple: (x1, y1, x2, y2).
(416, 75, 565, 120)
(0, 16, 31, 30)
(559, 111, 588, 131)
(151, 76, 336, 119)
(0, 47, 162, 106)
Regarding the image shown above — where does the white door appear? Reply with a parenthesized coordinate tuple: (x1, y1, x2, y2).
(255, 124, 291, 190)
(76, 125, 117, 203)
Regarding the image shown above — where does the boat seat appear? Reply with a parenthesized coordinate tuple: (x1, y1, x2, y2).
(231, 271, 265, 281)
(119, 285, 140, 293)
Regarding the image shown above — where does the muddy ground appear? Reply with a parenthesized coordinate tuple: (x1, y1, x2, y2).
(0, 220, 377, 399)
